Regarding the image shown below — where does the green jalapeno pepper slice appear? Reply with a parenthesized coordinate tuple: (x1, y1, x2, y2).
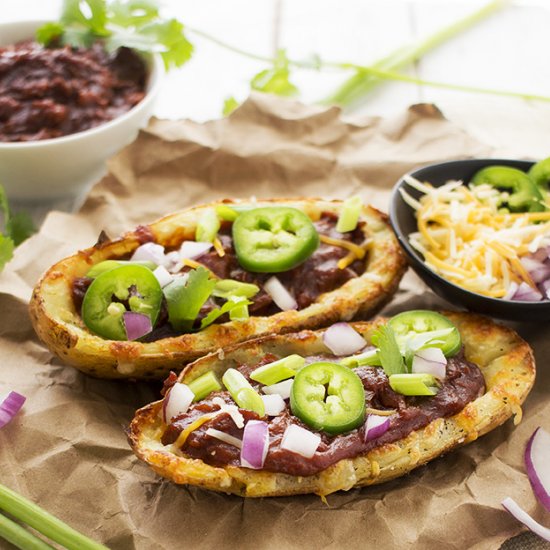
(388, 310, 461, 357)
(290, 362, 366, 435)
(232, 207, 319, 273)
(471, 165, 546, 213)
(81, 264, 162, 340)
(528, 156, 550, 197)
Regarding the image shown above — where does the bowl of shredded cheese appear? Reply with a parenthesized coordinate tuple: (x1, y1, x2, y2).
(389, 158, 550, 322)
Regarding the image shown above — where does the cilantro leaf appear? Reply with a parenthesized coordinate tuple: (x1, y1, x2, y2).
(250, 49, 298, 97)
(163, 268, 216, 332)
(6, 212, 36, 246)
(61, 0, 108, 35)
(0, 235, 14, 272)
(223, 97, 240, 116)
(109, 0, 159, 27)
(371, 324, 407, 376)
(36, 22, 65, 45)
(199, 297, 252, 330)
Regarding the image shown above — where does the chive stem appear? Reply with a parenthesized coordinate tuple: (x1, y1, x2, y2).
(188, 371, 222, 401)
(250, 355, 304, 386)
(0, 484, 107, 550)
(320, 0, 507, 107)
(0, 513, 54, 550)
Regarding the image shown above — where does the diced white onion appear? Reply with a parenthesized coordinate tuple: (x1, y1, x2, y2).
(163, 251, 183, 273)
(280, 424, 320, 458)
(412, 347, 447, 379)
(179, 241, 213, 260)
(163, 383, 195, 423)
(323, 322, 367, 356)
(261, 394, 286, 416)
(212, 397, 245, 428)
(205, 428, 242, 449)
(153, 265, 174, 288)
(263, 276, 297, 311)
(262, 379, 294, 400)
(131, 242, 166, 265)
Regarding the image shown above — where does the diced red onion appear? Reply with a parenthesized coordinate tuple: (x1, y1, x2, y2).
(503, 282, 519, 301)
(525, 427, 550, 512)
(501, 497, 550, 542)
(412, 347, 447, 379)
(263, 276, 297, 311)
(513, 282, 543, 302)
(205, 428, 242, 449)
(162, 383, 195, 424)
(0, 391, 26, 429)
(540, 279, 550, 300)
(240, 420, 270, 469)
(261, 394, 286, 416)
(522, 257, 550, 284)
(130, 242, 166, 266)
(153, 265, 174, 288)
(364, 414, 390, 442)
(262, 379, 294, 400)
(280, 424, 320, 458)
(323, 322, 367, 356)
(212, 397, 244, 428)
(532, 246, 550, 263)
(123, 312, 152, 341)
(179, 241, 213, 260)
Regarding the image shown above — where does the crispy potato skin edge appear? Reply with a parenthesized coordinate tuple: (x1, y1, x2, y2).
(29, 198, 407, 379)
(127, 312, 536, 497)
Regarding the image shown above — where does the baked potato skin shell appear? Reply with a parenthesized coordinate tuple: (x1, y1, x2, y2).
(127, 312, 536, 497)
(29, 198, 407, 379)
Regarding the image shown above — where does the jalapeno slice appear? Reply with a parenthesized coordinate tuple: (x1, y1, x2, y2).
(290, 362, 366, 435)
(388, 310, 461, 357)
(471, 165, 546, 213)
(232, 207, 319, 273)
(81, 264, 162, 340)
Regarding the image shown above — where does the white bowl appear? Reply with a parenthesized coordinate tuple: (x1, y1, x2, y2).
(0, 20, 163, 202)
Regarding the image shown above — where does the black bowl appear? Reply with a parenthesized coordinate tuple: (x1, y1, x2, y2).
(389, 158, 550, 322)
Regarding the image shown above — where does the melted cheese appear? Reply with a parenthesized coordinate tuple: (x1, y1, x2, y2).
(406, 177, 550, 297)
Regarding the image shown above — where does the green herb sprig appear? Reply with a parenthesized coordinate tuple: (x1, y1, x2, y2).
(37, 0, 194, 70)
(0, 185, 36, 272)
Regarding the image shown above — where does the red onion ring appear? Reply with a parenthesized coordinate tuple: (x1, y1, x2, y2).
(525, 427, 550, 512)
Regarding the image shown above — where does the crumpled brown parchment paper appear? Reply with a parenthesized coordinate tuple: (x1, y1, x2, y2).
(0, 93, 548, 550)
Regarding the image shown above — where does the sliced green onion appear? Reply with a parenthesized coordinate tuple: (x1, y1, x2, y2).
(86, 260, 156, 278)
(336, 196, 363, 233)
(195, 209, 220, 243)
(228, 297, 250, 321)
(0, 484, 107, 550)
(222, 368, 264, 415)
(212, 279, 260, 299)
(340, 348, 380, 368)
(250, 354, 304, 385)
(0, 512, 53, 550)
(388, 373, 439, 396)
(215, 205, 239, 222)
(187, 371, 222, 401)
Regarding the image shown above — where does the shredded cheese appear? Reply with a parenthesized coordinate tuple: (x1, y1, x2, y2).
(405, 176, 549, 298)
(173, 413, 217, 449)
(213, 237, 226, 258)
(182, 258, 219, 278)
(320, 234, 369, 270)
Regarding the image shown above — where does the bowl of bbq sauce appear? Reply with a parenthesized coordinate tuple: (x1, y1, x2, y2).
(0, 20, 163, 202)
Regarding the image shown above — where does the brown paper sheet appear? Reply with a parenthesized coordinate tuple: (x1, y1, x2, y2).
(1, 93, 548, 550)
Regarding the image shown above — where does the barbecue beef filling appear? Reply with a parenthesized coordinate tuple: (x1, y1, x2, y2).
(161, 351, 486, 477)
(71, 212, 367, 341)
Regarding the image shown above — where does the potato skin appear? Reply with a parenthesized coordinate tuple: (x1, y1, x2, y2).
(29, 198, 407, 379)
(127, 312, 536, 497)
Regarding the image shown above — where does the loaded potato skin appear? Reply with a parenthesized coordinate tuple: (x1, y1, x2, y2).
(29, 198, 407, 379)
(128, 312, 535, 497)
